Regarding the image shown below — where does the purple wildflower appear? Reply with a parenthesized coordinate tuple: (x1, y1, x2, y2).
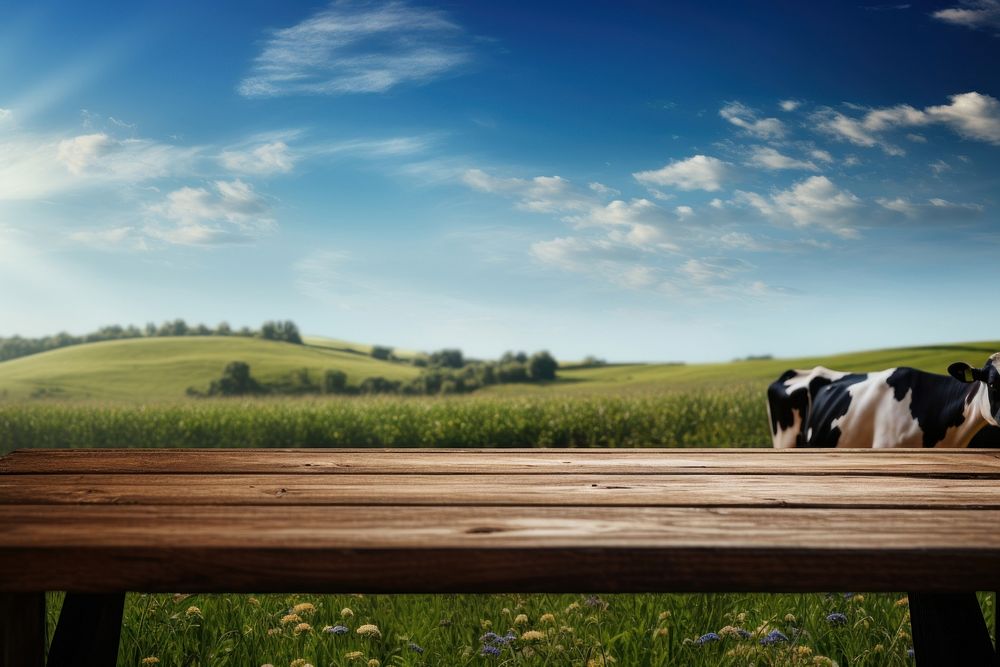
(481, 644, 501, 657)
(325, 625, 349, 635)
(408, 642, 424, 654)
(907, 648, 915, 658)
(737, 629, 752, 639)
(826, 612, 848, 625)
(494, 631, 517, 645)
(584, 595, 608, 609)
(759, 630, 788, 646)
(480, 632, 500, 644)
(695, 632, 721, 645)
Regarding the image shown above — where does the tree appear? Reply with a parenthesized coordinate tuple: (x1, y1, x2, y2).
(529, 351, 558, 381)
(324, 370, 348, 394)
(429, 348, 464, 369)
(209, 361, 263, 396)
(371, 345, 393, 361)
(215, 321, 232, 336)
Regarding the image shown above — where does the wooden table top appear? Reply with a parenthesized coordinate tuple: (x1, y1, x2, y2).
(2, 448, 1000, 594)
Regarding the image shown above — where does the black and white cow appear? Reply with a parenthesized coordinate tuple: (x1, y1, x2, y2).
(766, 354, 1000, 448)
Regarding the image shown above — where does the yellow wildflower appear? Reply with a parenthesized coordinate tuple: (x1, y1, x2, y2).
(344, 651, 364, 661)
(341, 607, 354, 618)
(356, 623, 381, 638)
(289, 660, 312, 667)
(658, 610, 671, 621)
(812, 657, 836, 667)
(292, 602, 316, 615)
(565, 602, 580, 612)
(653, 627, 668, 638)
(796, 646, 813, 656)
(293, 623, 312, 635)
(785, 613, 796, 623)
(367, 661, 380, 667)
(185, 606, 202, 618)
(521, 630, 545, 641)
(267, 628, 281, 636)
(480, 619, 492, 629)
(141, 659, 160, 665)
(895, 596, 909, 607)
(540, 613, 556, 624)
(586, 655, 616, 667)
(736, 612, 747, 623)
(873, 643, 884, 653)
(560, 626, 574, 634)
(280, 614, 302, 625)
(248, 597, 260, 607)
(172, 594, 190, 604)
(514, 614, 529, 625)
(718, 625, 742, 639)
(852, 594, 865, 603)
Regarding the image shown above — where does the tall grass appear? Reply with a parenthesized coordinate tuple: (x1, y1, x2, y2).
(0, 385, 770, 453)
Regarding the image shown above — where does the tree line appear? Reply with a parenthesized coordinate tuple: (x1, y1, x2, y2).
(0, 319, 303, 362)
(191, 349, 559, 398)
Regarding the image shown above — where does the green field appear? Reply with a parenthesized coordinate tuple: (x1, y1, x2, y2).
(5, 337, 998, 665)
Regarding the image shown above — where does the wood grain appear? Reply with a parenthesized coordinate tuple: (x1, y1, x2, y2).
(4, 448, 1000, 476)
(3, 473, 1000, 509)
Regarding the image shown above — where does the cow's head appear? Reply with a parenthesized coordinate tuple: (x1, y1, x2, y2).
(948, 353, 1000, 426)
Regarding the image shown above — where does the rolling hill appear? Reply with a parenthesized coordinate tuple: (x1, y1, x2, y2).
(0, 335, 997, 402)
(0, 336, 419, 402)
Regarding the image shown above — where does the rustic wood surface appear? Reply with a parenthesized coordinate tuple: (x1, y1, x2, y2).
(1, 448, 999, 593)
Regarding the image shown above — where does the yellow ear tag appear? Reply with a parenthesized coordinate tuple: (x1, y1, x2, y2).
(965, 368, 976, 383)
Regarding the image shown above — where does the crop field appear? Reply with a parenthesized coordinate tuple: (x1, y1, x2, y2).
(5, 339, 1000, 664)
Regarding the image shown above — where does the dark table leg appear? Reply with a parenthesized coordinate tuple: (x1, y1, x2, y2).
(0, 592, 46, 667)
(908, 592, 998, 666)
(46, 593, 125, 667)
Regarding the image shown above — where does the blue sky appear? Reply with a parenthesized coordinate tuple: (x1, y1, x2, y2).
(3, 0, 1000, 362)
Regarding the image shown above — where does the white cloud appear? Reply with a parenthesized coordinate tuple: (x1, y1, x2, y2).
(930, 159, 951, 175)
(933, 1, 1000, 32)
(633, 154, 729, 192)
(68, 226, 148, 251)
(906, 133, 928, 143)
(462, 169, 592, 213)
(779, 100, 801, 112)
(876, 196, 983, 220)
(0, 108, 11, 124)
(813, 92, 1000, 151)
(220, 141, 295, 175)
(746, 146, 818, 171)
(239, 1, 470, 97)
(588, 181, 619, 196)
(810, 148, 834, 163)
(146, 179, 275, 245)
(719, 101, 786, 139)
(736, 176, 861, 238)
(674, 205, 694, 218)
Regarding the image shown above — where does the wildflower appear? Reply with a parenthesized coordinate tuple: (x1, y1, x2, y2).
(293, 623, 312, 635)
(481, 644, 501, 657)
(540, 613, 556, 623)
(658, 610, 672, 621)
(521, 630, 545, 641)
(261, 664, 274, 667)
(873, 643, 884, 653)
(280, 614, 302, 625)
(291, 602, 316, 615)
(356, 623, 381, 638)
(267, 628, 281, 636)
(324, 625, 349, 635)
(341, 607, 354, 618)
(496, 630, 517, 645)
(653, 627, 668, 638)
(172, 594, 190, 603)
(565, 602, 580, 612)
(344, 652, 364, 660)
(289, 661, 312, 667)
(480, 619, 492, 629)
(796, 646, 814, 657)
(784, 613, 796, 623)
(718, 625, 750, 639)
(408, 642, 424, 654)
(695, 632, 721, 645)
(367, 660, 380, 667)
(480, 631, 500, 643)
(813, 657, 836, 667)
(895, 596, 909, 607)
(514, 613, 529, 625)
(248, 597, 260, 607)
(759, 630, 788, 646)
(584, 595, 608, 610)
(826, 612, 847, 626)
(586, 655, 615, 667)
(559, 626, 574, 634)
(907, 648, 915, 658)
(185, 606, 202, 618)
(141, 659, 160, 665)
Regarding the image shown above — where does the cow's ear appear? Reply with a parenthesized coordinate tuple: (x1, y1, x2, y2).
(949, 362, 976, 383)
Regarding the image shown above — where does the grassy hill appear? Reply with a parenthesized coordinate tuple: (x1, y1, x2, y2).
(0, 336, 419, 402)
(0, 335, 997, 403)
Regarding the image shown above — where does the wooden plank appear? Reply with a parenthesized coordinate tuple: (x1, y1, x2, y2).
(3, 473, 1000, 509)
(4, 448, 1000, 476)
(0, 592, 45, 667)
(1, 505, 1000, 593)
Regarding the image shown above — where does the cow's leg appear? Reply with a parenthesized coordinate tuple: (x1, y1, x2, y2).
(908, 592, 998, 665)
(46, 593, 125, 667)
(0, 592, 46, 667)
